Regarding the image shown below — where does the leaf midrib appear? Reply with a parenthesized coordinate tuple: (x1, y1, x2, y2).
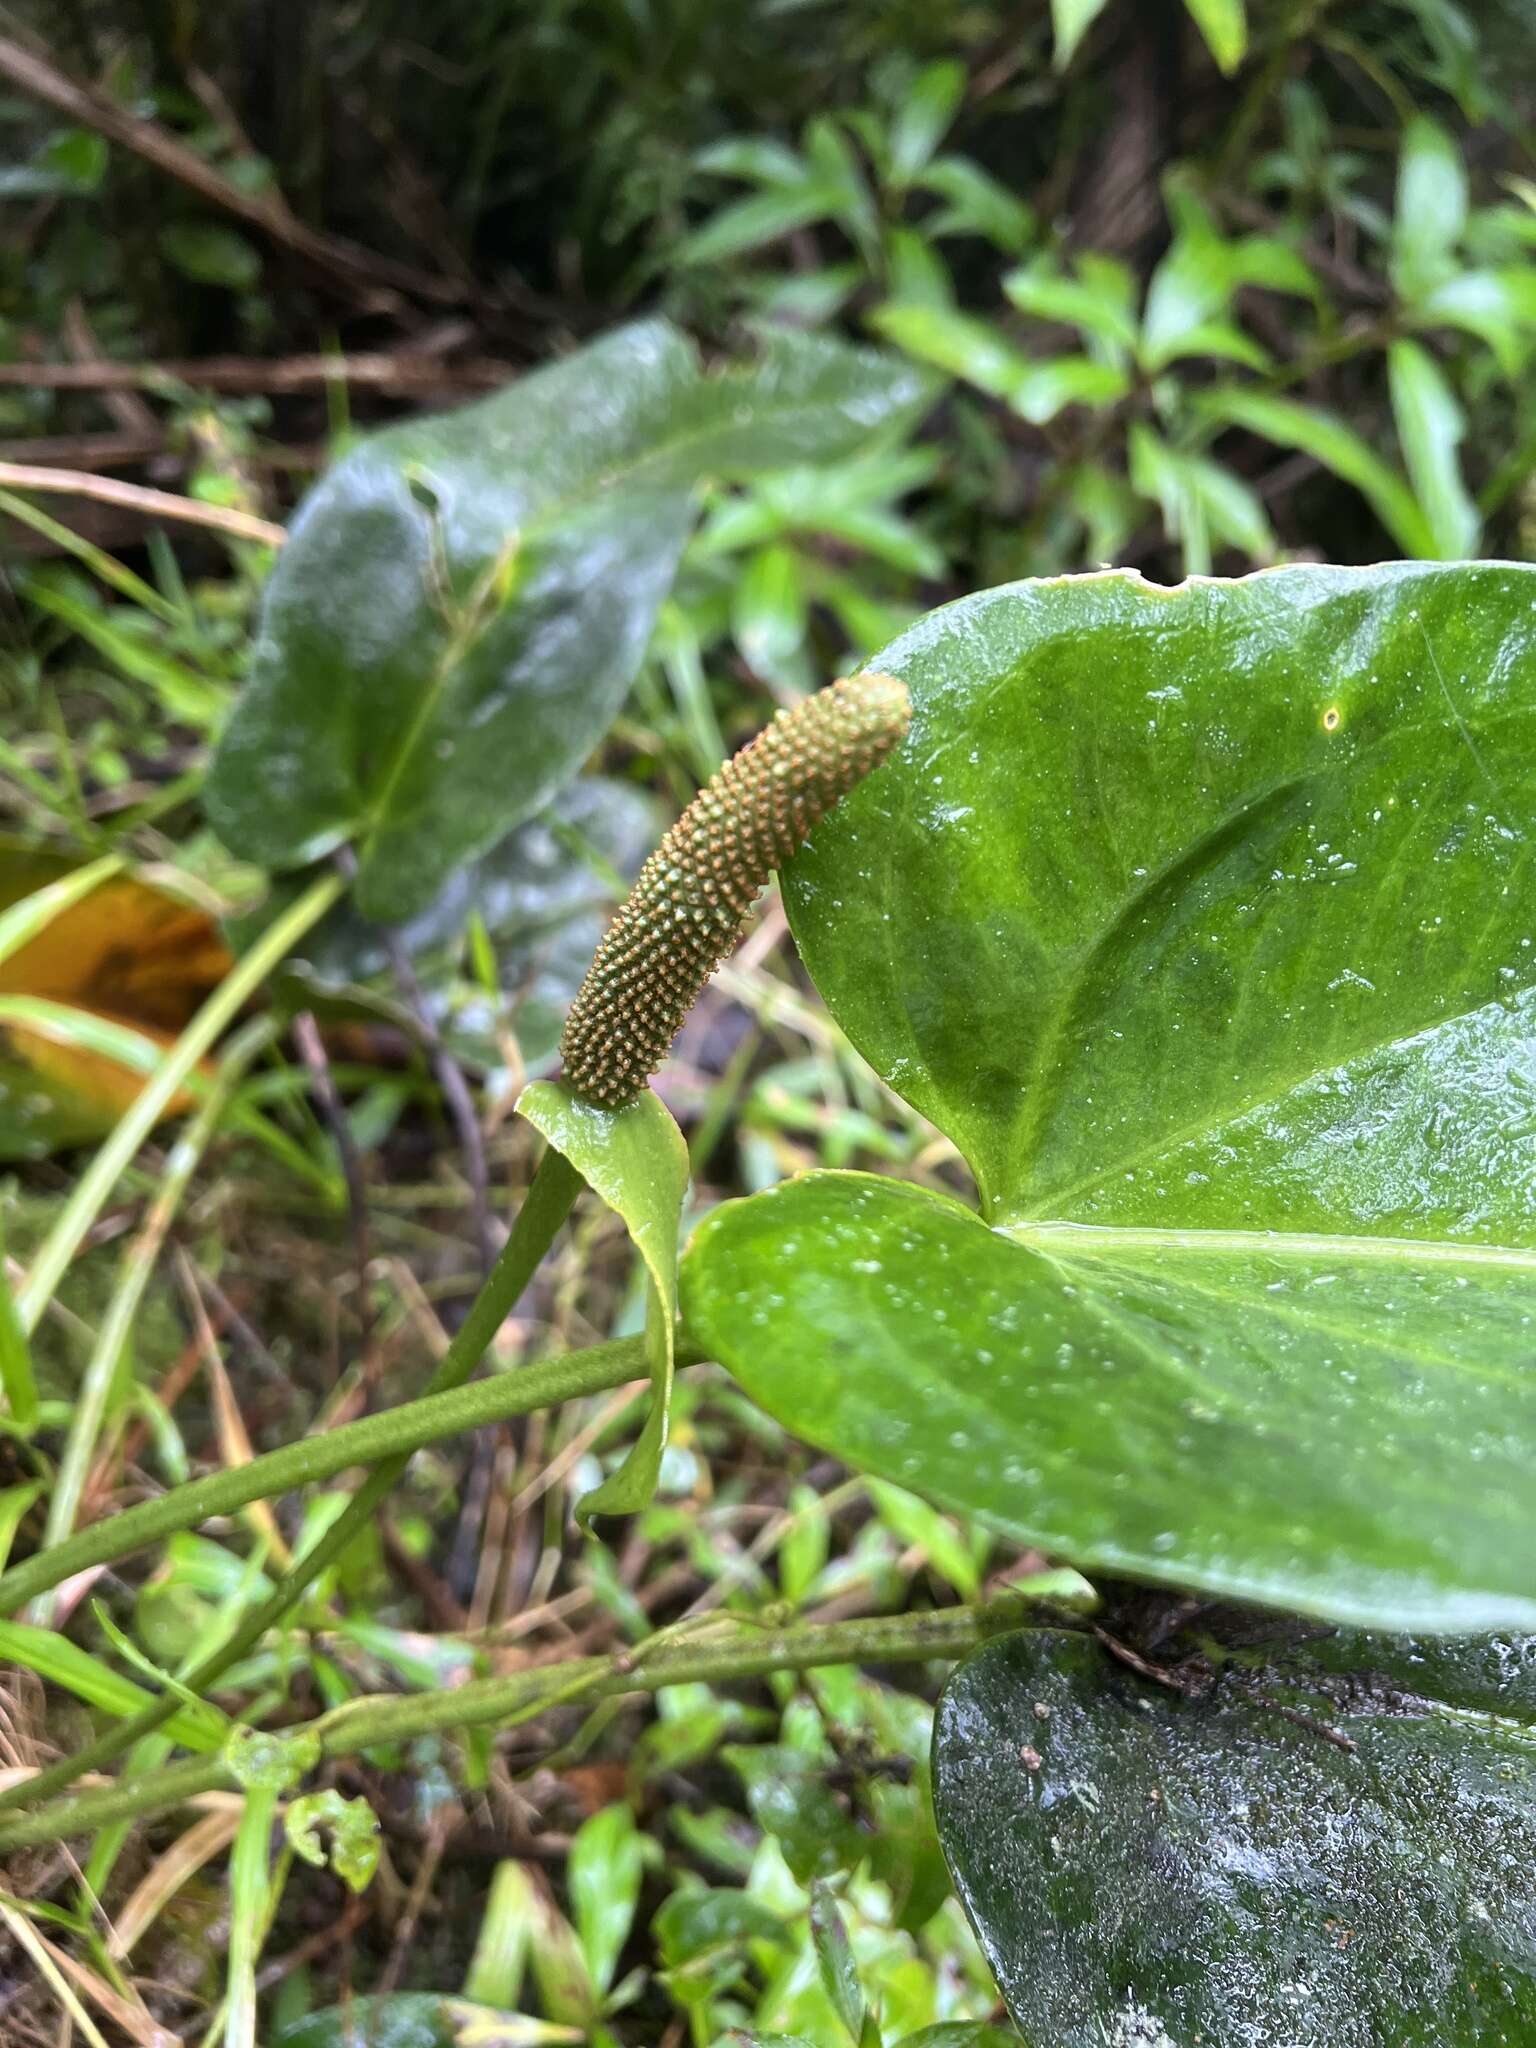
(351, 356, 886, 864)
(1002, 1218, 1536, 1272)
(986, 697, 1536, 1220)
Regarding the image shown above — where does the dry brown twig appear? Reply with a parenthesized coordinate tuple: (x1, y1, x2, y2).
(0, 32, 469, 310)
(0, 461, 286, 546)
(0, 354, 513, 396)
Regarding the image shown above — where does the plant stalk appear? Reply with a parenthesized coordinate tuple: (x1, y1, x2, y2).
(0, 1334, 653, 1617)
(0, 1145, 584, 1815)
(0, 1595, 1048, 1854)
(36, 1016, 277, 1598)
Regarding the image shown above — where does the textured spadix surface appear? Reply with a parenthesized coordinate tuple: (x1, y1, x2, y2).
(561, 672, 909, 1104)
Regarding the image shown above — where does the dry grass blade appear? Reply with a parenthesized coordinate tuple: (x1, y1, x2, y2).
(0, 1895, 178, 2047)
(0, 461, 285, 546)
(107, 1805, 244, 1959)
(177, 1249, 294, 1570)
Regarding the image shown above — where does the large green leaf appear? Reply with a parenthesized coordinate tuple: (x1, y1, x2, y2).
(932, 1625, 1536, 2045)
(206, 321, 929, 922)
(682, 562, 1536, 1627)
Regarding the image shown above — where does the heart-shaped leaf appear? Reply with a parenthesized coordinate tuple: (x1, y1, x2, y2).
(207, 320, 929, 922)
(933, 1624, 1536, 2045)
(682, 562, 1536, 1627)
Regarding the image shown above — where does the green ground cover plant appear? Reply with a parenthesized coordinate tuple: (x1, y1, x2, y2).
(2, 325, 1535, 2037)
(1, 3, 1534, 2042)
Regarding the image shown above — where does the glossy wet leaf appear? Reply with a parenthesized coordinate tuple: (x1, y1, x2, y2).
(519, 1079, 688, 1519)
(653, 1888, 789, 1972)
(206, 319, 928, 921)
(683, 563, 1536, 1627)
(933, 1626, 1536, 2046)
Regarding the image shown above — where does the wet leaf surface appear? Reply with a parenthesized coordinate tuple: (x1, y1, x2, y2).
(933, 1625, 1536, 2047)
(255, 777, 659, 1075)
(207, 321, 929, 921)
(683, 564, 1536, 1626)
(519, 1078, 688, 1518)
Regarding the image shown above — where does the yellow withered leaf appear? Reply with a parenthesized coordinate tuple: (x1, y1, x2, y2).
(0, 842, 231, 1160)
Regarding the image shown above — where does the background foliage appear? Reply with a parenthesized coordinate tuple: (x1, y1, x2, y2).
(0, 1, 1533, 2043)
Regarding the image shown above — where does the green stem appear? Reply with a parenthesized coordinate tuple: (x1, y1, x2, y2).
(36, 1017, 276, 1598)
(16, 869, 346, 1335)
(0, 1147, 585, 1817)
(224, 1787, 277, 2048)
(0, 1334, 651, 1618)
(0, 1595, 1048, 1854)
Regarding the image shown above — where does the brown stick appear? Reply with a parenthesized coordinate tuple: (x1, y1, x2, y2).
(0, 33, 470, 308)
(0, 461, 286, 545)
(0, 432, 321, 473)
(0, 354, 514, 396)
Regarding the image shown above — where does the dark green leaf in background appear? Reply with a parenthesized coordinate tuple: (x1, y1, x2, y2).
(1389, 338, 1481, 558)
(684, 563, 1536, 1628)
(933, 1626, 1536, 2046)
(206, 320, 929, 921)
(1392, 115, 1468, 303)
(724, 1744, 867, 1885)
(809, 1883, 866, 2044)
(272, 1994, 567, 2048)
(255, 777, 658, 1076)
(158, 222, 264, 289)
